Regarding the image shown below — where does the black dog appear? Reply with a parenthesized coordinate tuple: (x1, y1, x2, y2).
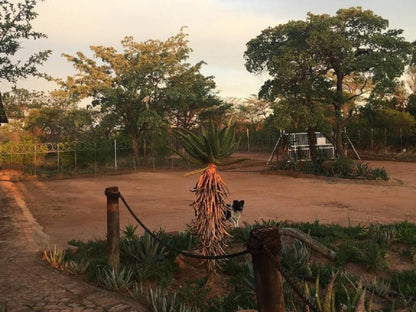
(225, 200, 244, 227)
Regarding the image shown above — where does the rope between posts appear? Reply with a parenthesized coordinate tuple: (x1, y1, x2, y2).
(263, 245, 320, 312)
(119, 193, 250, 260)
(117, 191, 319, 311)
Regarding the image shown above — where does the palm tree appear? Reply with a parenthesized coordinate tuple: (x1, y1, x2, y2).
(174, 119, 241, 272)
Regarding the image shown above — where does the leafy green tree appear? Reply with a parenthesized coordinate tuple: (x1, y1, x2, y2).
(245, 7, 412, 157)
(2, 88, 95, 142)
(0, 0, 50, 83)
(234, 95, 271, 126)
(59, 30, 206, 166)
(406, 94, 416, 119)
(25, 106, 94, 142)
(174, 120, 241, 272)
(162, 61, 221, 130)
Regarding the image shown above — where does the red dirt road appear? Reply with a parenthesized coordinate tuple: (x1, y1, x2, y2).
(2, 155, 415, 248)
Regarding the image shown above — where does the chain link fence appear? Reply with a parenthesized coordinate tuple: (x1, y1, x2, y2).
(0, 138, 192, 178)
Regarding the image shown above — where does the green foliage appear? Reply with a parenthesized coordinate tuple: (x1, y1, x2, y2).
(176, 278, 210, 308)
(0, 0, 51, 83)
(370, 277, 391, 298)
(368, 224, 397, 250)
(174, 119, 241, 166)
(331, 157, 355, 177)
(121, 232, 168, 264)
(66, 259, 90, 274)
(391, 270, 416, 298)
(58, 29, 218, 166)
(147, 287, 179, 312)
(362, 241, 387, 272)
(158, 230, 199, 259)
(96, 266, 133, 290)
(370, 168, 389, 181)
(229, 223, 256, 243)
(394, 221, 416, 245)
(64, 221, 416, 311)
(131, 261, 176, 288)
(277, 158, 390, 181)
(335, 240, 363, 267)
(245, 7, 413, 157)
(288, 220, 367, 242)
(147, 286, 203, 312)
(122, 224, 138, 242)
(282, 239, 312, 277)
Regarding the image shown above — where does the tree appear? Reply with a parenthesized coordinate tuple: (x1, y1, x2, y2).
(58, 30, 194, 165)
(235, 95, 271, 127)
(0, 0, 50, 83)
(245, 7, 412, 157)
(162, 61, 221, 130)
(174, 120, 240, 272)
(2, 88, 95, 142)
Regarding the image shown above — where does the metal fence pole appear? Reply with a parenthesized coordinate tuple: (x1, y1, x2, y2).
(94, 142, 97, 175)
(34, 144, 37, 176)
(400, 128, 403, 152)
(170, 137, 174, 170)
(247, 128, 250, 153)
(57, 144, 60, 174)
(9, 149, 12, 180)
(114, 139, 117, 170)
(74, 144, 77, 174)
(371, 128, 374, 152)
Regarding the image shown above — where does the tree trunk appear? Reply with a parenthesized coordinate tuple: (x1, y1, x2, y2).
(334, 118, 345, 158)
(307, 127, 317, 162)
(334, 72, 345, 158)
(143, 138, 147, 165)
(131, 130, 140, 167)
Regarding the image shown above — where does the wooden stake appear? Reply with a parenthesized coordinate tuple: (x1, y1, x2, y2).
(105, 186, 120, 272)
(247, 227, 284, 312)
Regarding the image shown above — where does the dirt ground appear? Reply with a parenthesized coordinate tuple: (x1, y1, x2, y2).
(1, 153, 415, 248)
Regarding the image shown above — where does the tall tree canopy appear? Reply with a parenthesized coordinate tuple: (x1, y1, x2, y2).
(58, 30, 214, 165)
(0, 0, 50, 83)
(162, 61, 221, 130)
(245, 7, 413, 157)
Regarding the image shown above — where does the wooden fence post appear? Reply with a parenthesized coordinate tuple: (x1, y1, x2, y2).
(247, 227, 284, 312)
(105, 186, 120, 272)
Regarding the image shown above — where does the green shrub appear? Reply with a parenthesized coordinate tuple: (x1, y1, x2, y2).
(97, 266, 133, 290)
(362, 241, 387, 271)
(335, 240, 363, 267)
(394, 221, 416, 245)
(391, 270, 416, 298)
(331, 157, 355, 177)
(121, 232, 168, 264)
(370, 167, 389, 180)
(147, 286, 180, 312)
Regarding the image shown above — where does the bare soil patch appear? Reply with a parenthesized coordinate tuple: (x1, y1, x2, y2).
(1, 154, 415, 248)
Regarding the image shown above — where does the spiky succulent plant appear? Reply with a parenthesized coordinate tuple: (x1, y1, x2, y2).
(174, 119, 241, 272)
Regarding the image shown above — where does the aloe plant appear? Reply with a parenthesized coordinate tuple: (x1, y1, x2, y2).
(41, 245, 66, 271)
(97, 266, 133, 290)
(121, 232, 168, 264)
(174, 119, 241, 271)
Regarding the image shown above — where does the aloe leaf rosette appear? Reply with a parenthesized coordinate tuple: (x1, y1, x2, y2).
(173, 120, 241, 272)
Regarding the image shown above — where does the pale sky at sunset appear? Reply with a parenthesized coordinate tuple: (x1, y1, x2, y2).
(1, 0, 415, 99)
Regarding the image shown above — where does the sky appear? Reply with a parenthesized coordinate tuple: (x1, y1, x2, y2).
(1, 0, 416, 100)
